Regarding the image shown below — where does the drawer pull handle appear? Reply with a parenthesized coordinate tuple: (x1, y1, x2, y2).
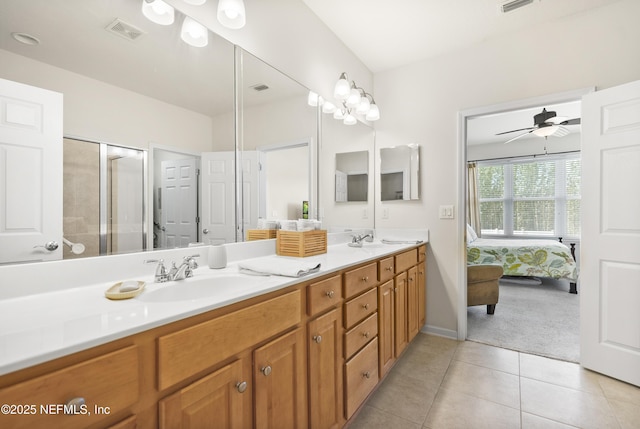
(363, 371, 371, 379)
(362, 332, 369, 338)
(361, 276, 369, 282)
(65, 397, 85, 414)
(236, 381, 248, 393)
(326, 290, 335, 298)
(313, 335, 322, 344)
(362, 303, 370, 310)
(261, 366, 272, 376)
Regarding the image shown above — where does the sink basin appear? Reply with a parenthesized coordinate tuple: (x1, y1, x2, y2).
(138, 275, 271, 303)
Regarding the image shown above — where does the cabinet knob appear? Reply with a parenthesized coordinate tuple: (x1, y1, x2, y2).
(326, 290, 335, 298)
(362, 332, 369, 338)
(362, 371, 371, 379)
(362, 303, 370, 310)
(65, 397, 85, 414)
(313, 335, 322, 344)
(261, 365, 272, 376)
(361, 276, 369, 282)
(385, 266, 393, 271)
(236, 381, 247, 393)
(409, 277, 414, 282)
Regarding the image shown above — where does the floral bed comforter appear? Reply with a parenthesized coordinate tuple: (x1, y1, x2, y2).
(467, 238, 578, 281)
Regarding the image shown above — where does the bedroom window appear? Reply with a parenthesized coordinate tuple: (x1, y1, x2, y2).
(477, 153, 581, 238)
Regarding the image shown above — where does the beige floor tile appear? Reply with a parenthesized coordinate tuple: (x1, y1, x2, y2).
(441, 360, 521, 409)
(393, 347, 452, 390)
(597, 375, 640, 406)
(521, 412, 579, 428)
(608, 398, 640, 429)
(366, 370, 437, 424)
(521, 377, 620, 429)
(520, 353, 604, 395)
(347, 405, 421, 429)
(423, 387, 521, 429)
(453, 340, 520, 375)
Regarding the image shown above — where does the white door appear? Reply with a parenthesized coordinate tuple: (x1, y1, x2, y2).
(201, 151, 236, 243)
(0, 78, 63, 264)
(160, 158, 198, 248)
(335, 170, 347, 202)
(241, 151, 259, 240)
(581, 79, 640, 387)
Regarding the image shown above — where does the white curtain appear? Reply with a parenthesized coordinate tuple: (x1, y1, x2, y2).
(467, 162, 481, 237)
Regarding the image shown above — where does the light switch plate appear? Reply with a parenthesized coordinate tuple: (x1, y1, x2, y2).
(439, 205, 454, 219)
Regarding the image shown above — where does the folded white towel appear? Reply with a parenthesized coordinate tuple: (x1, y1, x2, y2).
(238, 258, 321, 278)
(381, 238, 423, 244)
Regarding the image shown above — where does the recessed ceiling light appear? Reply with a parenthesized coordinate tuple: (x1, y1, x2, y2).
(11, 32, 41, 46)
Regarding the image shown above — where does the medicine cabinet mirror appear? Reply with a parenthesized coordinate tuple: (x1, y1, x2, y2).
(380, 145, 420, 201)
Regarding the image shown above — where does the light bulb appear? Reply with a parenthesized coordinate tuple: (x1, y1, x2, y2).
(356, 97, 371, 115)
(345, 88, 361, 108)
(366, 104, 380, 121)
(334, 76, 350, 100)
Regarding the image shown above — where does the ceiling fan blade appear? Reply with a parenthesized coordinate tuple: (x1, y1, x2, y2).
(504, 130, 532, 144)
(560, 118, 581, 126)
(496, 126, 535, 136)
(545, 115, 568, 125)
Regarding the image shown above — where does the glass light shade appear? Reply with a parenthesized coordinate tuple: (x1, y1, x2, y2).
(345, 88, 361, 108)
(533, 125, 558, 137)
(181, 17, 208, 47)
(365, 103, 380, 121)
(356, 97, 371, 115)
(322, 101, 337, 114)
(307, 91, 320, 107)
(183, 0, 206, 4)
(333, 109, 346, 120)
(343, 113, 357, 125)
(217, 0, 246, 29)
(334, 77, 351, 100)
(141, 0, 175, 25)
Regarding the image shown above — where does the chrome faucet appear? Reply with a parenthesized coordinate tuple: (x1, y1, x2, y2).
(348, 233, 374, 248)
(145, 254, 199, 283)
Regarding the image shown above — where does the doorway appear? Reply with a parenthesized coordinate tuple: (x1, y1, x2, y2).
(457, 88, 593, 361)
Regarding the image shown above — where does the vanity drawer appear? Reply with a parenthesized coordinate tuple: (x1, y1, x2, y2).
(344, 312, 378, 360)
(158, 290, 301, 390)
(344, 337, 379, 419)
(344, 263, 378, 299)
(308, 275, 342, 316)
(344, 287, 377, 329)
(378, 256, 395, 282)
(395, 249, 418, 272)
(0, 346, 139, 429)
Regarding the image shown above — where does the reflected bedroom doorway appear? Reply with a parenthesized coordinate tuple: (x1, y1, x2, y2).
(460, 89, 590, 363)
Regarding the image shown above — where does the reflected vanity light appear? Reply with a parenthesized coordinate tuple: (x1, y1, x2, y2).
(307, 91, 322, 107)
(141, 0, 175, 26)
(217, 0, 246, 29)
(181, 17, 209, 47)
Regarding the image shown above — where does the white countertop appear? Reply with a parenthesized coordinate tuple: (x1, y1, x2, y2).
(0, 240, 424, 375)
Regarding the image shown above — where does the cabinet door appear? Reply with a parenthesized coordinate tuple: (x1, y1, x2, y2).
(418, 260, 426, 327)
(159, 359, 247, 429)
(407, 266, 419, 341)
(394, 272, 408, 356)
(308, 308, 343, 429)
(378, 280, 395, 378)
(254, 328, 307, 429)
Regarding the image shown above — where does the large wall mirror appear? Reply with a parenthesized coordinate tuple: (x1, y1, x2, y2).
(335, 151, 369, 202)
(380, 144, 420, 201)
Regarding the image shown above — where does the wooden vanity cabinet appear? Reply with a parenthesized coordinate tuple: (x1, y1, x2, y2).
(377, 279, 395, 378)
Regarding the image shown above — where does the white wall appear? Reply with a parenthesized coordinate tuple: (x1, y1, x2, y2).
(374, 0, 640, 334)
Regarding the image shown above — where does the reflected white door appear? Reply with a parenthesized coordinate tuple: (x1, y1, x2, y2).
(201, 151, 235, 243)
(160, 158, 198, 248)
(241, 151, 259, 240)
(0, 78, 63, 264)
(335, 170, 347, 202)
(581, 79, 640, 387)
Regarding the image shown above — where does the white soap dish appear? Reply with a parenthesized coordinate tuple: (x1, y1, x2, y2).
(105, 280, 146, 300)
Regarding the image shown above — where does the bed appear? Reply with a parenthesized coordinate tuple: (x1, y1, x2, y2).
(467, 234, 578, 294)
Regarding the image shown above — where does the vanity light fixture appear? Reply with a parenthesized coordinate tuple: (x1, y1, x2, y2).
(217, 0, 246, 29)
(181, 16, 209, 47)
(141, 0, 175, 26)
(331, 72, 380, 124)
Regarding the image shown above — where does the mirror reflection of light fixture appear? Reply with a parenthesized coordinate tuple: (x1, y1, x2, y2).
(181, 17, 209, 47)
(217, 0, 246, 29)
(142, 0, 175, 25)
(307, 91, 322, 107)
(330, 72, 380, 124)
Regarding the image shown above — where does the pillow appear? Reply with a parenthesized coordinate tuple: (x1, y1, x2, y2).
(466, 224, 478, 245)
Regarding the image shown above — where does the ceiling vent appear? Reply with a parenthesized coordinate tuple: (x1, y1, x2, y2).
(105, 18, 146, 42)
(500, 0, 535, 13)
(251, 84, 270, 92)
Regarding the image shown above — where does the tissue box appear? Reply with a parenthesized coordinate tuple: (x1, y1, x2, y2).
(276, 230, 327, 257)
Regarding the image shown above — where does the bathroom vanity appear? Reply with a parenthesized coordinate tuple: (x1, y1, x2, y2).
(0, 241, 427, 428)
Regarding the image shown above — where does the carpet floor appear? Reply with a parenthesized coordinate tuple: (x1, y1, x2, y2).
(466, 277, 580, 363)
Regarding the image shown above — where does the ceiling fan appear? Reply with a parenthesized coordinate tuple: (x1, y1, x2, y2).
(497, 108, 581, 144)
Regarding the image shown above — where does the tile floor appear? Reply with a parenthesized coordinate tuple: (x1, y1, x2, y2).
(348, 334, 640, 429)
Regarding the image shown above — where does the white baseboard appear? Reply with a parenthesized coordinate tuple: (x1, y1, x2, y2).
(421, 324, 458, 340)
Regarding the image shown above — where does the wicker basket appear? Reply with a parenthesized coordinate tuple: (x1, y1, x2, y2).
(276, 230, 327, 257)
(246, 229, 277, 241)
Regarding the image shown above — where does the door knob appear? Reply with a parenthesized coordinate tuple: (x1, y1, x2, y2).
(34, 241, 59, 251)
(202, 228, 209, 234)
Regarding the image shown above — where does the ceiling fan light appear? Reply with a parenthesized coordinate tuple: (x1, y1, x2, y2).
(533, 125, 558, 137)
(365, 103, 380, 121)
(181, 17, 209, 47)
(142, 0, 175, 25)
(356, 97, 370, 115)
(334, 74, 350, 100)
(217, 0, 246, 29)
